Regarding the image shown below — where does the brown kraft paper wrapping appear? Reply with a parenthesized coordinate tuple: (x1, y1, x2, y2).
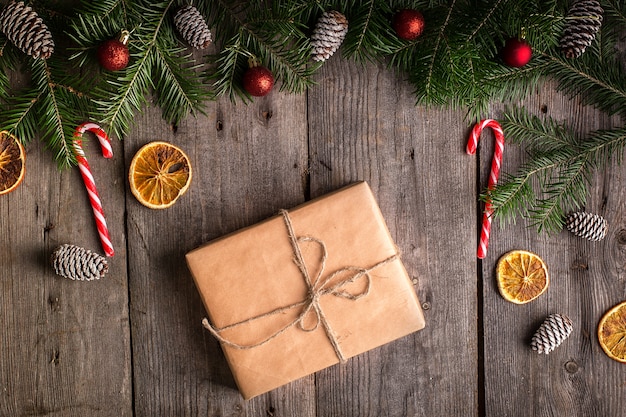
(185, 181, 425, 399)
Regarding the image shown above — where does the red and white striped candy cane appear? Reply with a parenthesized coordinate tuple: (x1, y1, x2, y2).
(466, 119, 505, 259)
(73, 122, 114, 257)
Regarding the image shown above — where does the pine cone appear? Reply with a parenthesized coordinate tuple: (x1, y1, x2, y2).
(311, 11, 348, 62)
(566, 211, 608, 241)
(173, 5, 212, 50)
(531, 314, 573, 354)
(51, 244, 108, 281)
(560, 0, 603, 59)
(0, 1, 54, 59)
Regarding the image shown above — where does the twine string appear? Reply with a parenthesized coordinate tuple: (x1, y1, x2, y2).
(202, 209, 398, 363)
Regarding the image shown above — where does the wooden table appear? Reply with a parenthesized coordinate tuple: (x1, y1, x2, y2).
(1, 52, 624, 416)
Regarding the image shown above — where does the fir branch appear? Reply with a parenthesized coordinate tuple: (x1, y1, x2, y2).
(489, 108, 626, 232)
(0, 39, 93, 164)
(92, 0, 199, 137)
(467, 0, 507, 42)
(152, 41, 209, 123)
(284, 0, 337, 25)
(486, 171, 534, 224)
(0, 36, 21, 73)
(407, 1, 458, 106)
(486, 150, 574, 230)
(94, 41, 154, 140)
(529, 156, 588, 232)
(343, 0, 376, 60)
(0, 0, 623, 183)
(0, 89, 42, 144)
(399, 0, 567, 118)
(32, 59, 76, 167)
(472, 59, 549, 121)
(341, 0, 400, 62)
(204, 0, 317, 99)
(0, 36, 23, 99)
(601, 0, 626, 26)
(580, 125, 626, 167)
(545, 51, 626, 116)
(499, 106, 580, 151)
(81, 0, 130, 21)
(208, 36, 251, 102)
(67, 14, 130, 67)
(249, 17, 318, 94)
(0, 68, 7, 101)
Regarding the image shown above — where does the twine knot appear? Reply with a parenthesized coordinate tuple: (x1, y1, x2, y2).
(202, 209, 399, 363)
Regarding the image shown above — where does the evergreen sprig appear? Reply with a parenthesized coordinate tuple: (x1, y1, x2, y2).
(545, 52, 626, 117)
(34, 58, 92, 166)
(381, 0, 566, 119)
(491, 107, 626, 233)
(70, 0, 209, 140)
(0, 39, 91, 166)
(340, 0, 401, 62)
(203, 0, 319, 101)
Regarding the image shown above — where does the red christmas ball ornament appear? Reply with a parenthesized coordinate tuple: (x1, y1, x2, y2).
(98, 30, 130, 71)
(392, 9, 425, 41)
(242, 60, 274, 97)
(501, 37, 532, 68)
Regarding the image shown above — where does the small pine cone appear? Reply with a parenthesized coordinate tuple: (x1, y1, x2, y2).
(173, 5, 212, 49)
(0, 1, 54, 59)
(51, 244, 108, 281)
(566, 211, 608, 241)
(560, 0, 603, 59)
(311, 11, 348, 62)
(531, 314, 573, 354)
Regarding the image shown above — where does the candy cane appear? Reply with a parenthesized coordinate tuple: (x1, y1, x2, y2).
(466, 119, 505, 259)
(73, 122, 114, 257)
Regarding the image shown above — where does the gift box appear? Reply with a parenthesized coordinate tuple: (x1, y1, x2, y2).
(185, 181, 425, 399)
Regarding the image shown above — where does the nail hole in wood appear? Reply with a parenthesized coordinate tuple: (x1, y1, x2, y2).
(565, 360, 578, 374)
(51, 350, 60, 366)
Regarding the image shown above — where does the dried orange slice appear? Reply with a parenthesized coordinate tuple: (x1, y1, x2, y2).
(0, 131, 25, 195)
(496, 250, 549, 304)
(598, 301, 626, 363)
(129, 141, 192, 209)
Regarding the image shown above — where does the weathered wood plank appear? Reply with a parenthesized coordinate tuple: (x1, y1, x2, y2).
(482, 84, 626, 416)
(3, 11, 625, 415)
(307, 57, 478, 416)
(0, 132, 132, 416)
(125, 94, 315, 416)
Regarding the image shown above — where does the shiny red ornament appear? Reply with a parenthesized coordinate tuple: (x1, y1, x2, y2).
(501, 37, 532, 68)
(392, 9, 425, 41)
(97, 31, 130, 71)
(243, 66, 274, 97)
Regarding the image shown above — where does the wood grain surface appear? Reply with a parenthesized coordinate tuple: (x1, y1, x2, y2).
(1, 46, 624, 417)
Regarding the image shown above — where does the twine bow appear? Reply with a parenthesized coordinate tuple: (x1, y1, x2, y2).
(202, 209, 399, 363)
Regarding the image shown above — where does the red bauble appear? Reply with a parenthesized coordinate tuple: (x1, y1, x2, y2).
(392, 9, 425, 41)
(243, 66, 274, 97)
(501, 37, 532, 68)
(97, 38, 130, 71)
